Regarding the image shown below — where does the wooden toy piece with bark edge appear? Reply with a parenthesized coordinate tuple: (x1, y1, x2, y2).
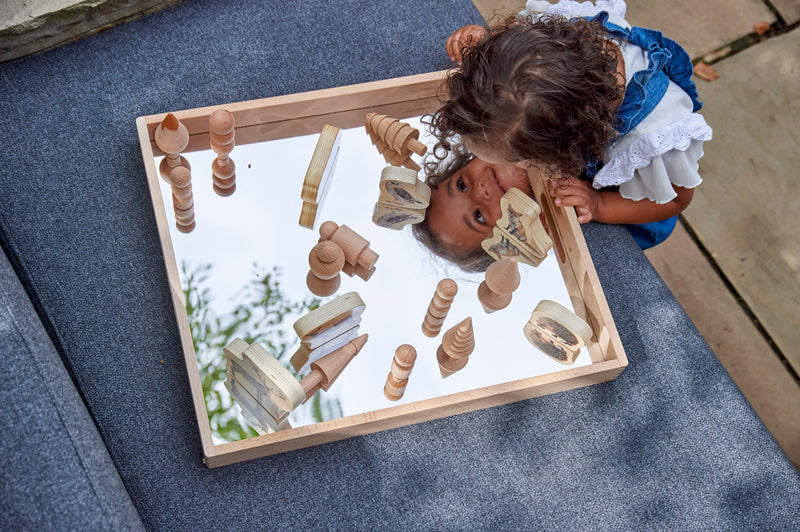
(384, 344, 417, 401)
(364, 113, 427, 171)
(300, 125, 342, 228)
(209, 109, 237, 197)
(154, 112, 190, 184)
(523, 300, 592, 365)
(422, 278, 458, 337)
(477, 259, 520, 313)
(436, 317, 475, 378)
(223, 338, 306, 434)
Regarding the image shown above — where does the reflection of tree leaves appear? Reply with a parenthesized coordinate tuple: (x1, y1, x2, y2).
(182, 261, 339, 443)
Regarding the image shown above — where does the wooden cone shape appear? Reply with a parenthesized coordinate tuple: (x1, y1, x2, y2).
(301, 334, 368, 400)
(442, 317, 474, 359)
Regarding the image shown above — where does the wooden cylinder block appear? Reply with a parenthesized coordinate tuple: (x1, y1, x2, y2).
(319, 221, 378, 271)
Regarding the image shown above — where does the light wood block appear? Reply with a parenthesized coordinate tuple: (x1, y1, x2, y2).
(372, 201, 426, 230)
(482, 188, 552, 266)
(224, 338, 306, 424)
(293, 291, 365, 349)
(299, 125, 342, 228)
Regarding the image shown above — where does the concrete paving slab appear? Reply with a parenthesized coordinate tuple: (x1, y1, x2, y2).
(626, 0, 776, 58)
(682, 28, 800, 374)
(646, 223, 800, 468)
(471, 0, 776, 59)
(771, 0, 800, 25)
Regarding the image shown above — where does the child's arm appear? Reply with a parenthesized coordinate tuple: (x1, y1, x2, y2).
(446, 25, 487, 63)
(549, 176, 694, 224)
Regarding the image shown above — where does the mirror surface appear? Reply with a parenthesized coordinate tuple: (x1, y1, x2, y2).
(155, 117, 589, 444)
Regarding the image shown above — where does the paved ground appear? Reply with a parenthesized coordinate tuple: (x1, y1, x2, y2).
(2, 0, 798, 468)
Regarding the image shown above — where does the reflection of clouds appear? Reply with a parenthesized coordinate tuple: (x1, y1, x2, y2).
(157, 118, 590, 431)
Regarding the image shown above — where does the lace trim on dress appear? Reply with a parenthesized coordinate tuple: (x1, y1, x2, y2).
(593, 113, 712, 189)
(523, 0, 627, 20)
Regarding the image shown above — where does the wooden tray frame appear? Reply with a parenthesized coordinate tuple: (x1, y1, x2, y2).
(136, 71, 628, 468)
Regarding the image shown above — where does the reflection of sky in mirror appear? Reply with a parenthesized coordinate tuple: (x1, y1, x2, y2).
(156, 117, 590, 435)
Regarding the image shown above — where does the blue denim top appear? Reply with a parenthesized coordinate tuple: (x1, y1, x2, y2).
(585, 11, 702, 249)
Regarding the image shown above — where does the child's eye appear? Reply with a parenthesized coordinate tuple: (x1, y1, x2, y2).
(457, 177, 468, 192)
(474, 209, 485, 224)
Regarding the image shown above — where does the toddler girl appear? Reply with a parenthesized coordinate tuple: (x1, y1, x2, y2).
(415, 0, 712, 269)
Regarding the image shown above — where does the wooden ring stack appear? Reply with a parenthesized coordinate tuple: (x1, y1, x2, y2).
(170, 166, 195, 233)
(209, 109, 236, 197)
(384, 344, 417, 401)
(421, 278, 458, 337)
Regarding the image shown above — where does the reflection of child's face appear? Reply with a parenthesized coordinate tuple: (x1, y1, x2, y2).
(426, 158, 532, 258)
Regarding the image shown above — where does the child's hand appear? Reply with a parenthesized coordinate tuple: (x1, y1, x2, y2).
(549, 177, 600, 224)
(446, 25, 487, 64)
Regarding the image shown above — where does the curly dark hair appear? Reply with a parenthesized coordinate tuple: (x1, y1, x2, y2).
(428, 14, 625, 178)
(410, 144, 495, 273)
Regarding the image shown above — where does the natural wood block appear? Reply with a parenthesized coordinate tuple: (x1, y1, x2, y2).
(372, 201, 425, 230)
(483, 188, 553, 266)
(224, 376, 281, 434)
(224, 338, 306, 423)
(377, 166, 430, 209)
(523, 300, 592, 365)
(299, 125, 341, 229)
(293, 291, 366, 349)
(365, 113, 427, 156)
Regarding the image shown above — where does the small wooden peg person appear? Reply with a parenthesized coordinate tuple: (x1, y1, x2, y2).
(422, 278, 458, 337)
(436, 317, 474, 378)
(170, 166, 195, 233)
(384, 344, 417, 401)
(306, 240, 345, 297)
(155, 113, 190, 183)
(209, 109, 236, 196)
(478, 259, 521, 313)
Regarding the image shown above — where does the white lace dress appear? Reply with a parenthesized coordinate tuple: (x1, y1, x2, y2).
(521, 0, 713, 204)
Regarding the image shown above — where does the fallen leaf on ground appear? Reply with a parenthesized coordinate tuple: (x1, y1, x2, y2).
(753, 21, 770, 35)
(693, 62, 720, 82)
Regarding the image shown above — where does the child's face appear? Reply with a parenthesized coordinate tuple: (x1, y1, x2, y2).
(426, 158, 532, 258)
